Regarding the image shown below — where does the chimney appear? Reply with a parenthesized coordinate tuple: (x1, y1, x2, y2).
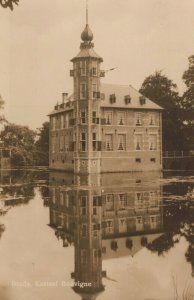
(62, 93, 68, 103)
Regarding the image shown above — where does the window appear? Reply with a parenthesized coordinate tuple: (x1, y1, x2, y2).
(118, 112, 125, 125)
(105, 111, 112, 125)
(92, 111, 99, 124)
(80, 83, 87, 99)
(52, 188, 56, 204)
(136, 217, 143, 230)
(118, 134, 126, 150)
(139, 96, 146, 105)
(136, 192, 143, 201)
(105, 194, 114, 211)
(65, 193, 69, 207)
(64, 135, 69, 152)
(150, 157, 156, 162)
(80, 196, 87, 215)
(149, 113, 156, 125)
(81, 224, 87, 237)
(92, 132, 97, 151)
(135, 134, 143, 150)
(119, 218, 127, 233)
(81, 196, 87, 207)
(106, 220, 113, 233)
(61, 115, 64, 129)
(92, 111, 96, 123)
(149, 134, 157, 150)
(136, 113, 142, 126)
(124, 95, 131, 104)
(105, 134, 113, 151)
(59, 135, 64, 152)
(51, 116, 56, 130)
(93, 223, 98, 237)
(80, 111, 86, 124)
(119, 193, 127, 208)
(93, 196, 100, 215)
(81, 132, 86, 151)
(64, 114, 69, 128)
(109, 94, 116, 103)
(92, 84, 98, 99)
(81, 249, 87, 265)
(80, 60, 86, 76)
(136, 158, 141, 163)
(52, 137, 55, 153)
(91, 61, 97, 76)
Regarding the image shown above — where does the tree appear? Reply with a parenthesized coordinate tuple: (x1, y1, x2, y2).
(0, 0, 19, 10)
(35, 121, 49, 166)
(139, 71, 183, 150)
(0, 123, 36, 166)
(0, 94, 7, 122)
(181, 55, 194, 149)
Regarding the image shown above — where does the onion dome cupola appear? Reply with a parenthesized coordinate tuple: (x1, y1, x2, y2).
(81, 24, 93, 42)
(71, 23, 103, 63)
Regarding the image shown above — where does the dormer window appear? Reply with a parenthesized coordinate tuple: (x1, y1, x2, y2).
(124, 95, 131, 104)
(109, 94, 116, 104)
(139, 95, 146, 105)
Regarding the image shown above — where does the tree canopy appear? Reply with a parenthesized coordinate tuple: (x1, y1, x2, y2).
(0, 123, 36, 166)
(180, 56, 194, 149)
(0, 0, 19, 10)
(139, 71, 180, 110)
(139, 71, 183, 150)
(35, 121, 49, 166)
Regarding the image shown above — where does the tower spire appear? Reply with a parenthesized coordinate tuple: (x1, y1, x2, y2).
(86, 0, 88, 24)
(81, 0, 93, 42)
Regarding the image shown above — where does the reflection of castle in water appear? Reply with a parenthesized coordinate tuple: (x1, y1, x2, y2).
(48, 172, 164, 299)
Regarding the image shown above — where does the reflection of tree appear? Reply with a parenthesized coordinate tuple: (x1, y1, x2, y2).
(180, 219, 194, 276)
(0, 224, 5, 239)
(39, 186, 50, 206)
(145, 200, 194, 276)
(0, 170, 49, 208)
(146, 232, 179, 256)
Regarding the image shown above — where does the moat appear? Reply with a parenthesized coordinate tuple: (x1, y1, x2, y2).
(0, 169, 194, 300)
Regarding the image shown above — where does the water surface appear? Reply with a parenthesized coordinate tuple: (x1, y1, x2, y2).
(0, 170, 194, 300)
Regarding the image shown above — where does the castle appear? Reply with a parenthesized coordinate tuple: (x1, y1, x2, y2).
(49, 20, 163, 174)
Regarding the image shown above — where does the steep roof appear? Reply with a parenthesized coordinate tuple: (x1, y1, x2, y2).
(48, 83, 163, 117)
(71, 47, 103, 62)
(102, 233, 163, 260)
(100, 83, 163, 110)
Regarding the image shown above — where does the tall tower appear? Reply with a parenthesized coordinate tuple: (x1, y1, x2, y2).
(70, 10, 104, 174)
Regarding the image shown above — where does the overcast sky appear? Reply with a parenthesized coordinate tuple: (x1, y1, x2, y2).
(0, 0, 194, 129)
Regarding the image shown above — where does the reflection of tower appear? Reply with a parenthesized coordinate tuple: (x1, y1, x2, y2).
(48, 172, 106, 300)
(48, 171, 164, 299)
(71, 186, 105, 299)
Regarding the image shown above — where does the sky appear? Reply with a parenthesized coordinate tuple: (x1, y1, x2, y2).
(0, 0, 194, 130)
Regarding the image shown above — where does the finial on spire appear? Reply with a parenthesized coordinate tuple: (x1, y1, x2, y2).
(81, 0, 93, 42)
(86, 0, 88, 24)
